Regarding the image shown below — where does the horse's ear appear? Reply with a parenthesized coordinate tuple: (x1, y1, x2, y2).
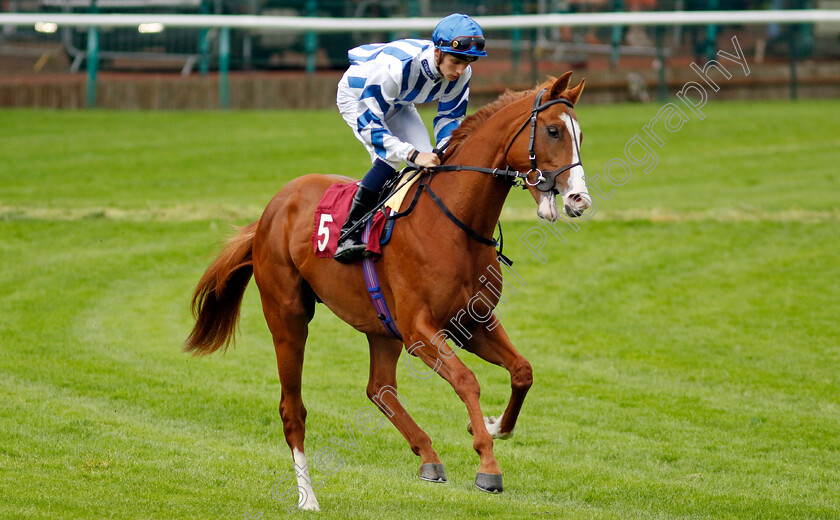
(548, 71, 573, 100)
(564, 78, 586, 106)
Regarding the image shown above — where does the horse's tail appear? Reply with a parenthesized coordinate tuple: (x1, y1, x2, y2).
(185, 220, 258, 356)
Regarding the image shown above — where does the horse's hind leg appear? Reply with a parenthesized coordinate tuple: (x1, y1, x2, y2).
(257, 272, 320, 511)
(365, 335, 446, 482)
(462, 324, 533, 440)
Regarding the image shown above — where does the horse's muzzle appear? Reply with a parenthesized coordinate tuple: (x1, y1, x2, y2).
(564, 193, 591, 218)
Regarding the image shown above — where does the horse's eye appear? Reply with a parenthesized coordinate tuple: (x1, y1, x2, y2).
(547, 126, 560, 139)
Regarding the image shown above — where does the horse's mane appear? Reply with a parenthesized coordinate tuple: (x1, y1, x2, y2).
(446, 78, 558, 156)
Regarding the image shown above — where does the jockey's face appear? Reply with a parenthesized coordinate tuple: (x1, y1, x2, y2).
(435, 50, 473, 81)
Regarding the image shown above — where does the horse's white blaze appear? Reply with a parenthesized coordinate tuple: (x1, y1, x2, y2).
(560, 113, 591, 210)
(293, 448, 321, 511)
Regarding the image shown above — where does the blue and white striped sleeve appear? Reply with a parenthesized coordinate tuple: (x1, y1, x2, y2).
(354, 65, 415, 168)
(433, 68, 471, 146)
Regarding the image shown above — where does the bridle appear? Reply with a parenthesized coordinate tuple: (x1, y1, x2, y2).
(430, 87, 583, 193)
(502, 88, 582, 193)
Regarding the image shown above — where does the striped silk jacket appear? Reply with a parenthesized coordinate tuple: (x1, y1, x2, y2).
(341, 39, 472, 166)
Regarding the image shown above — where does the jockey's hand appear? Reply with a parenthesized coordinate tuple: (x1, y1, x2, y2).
(413, 152, 441, 169)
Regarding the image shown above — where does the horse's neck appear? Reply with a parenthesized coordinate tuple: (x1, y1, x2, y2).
(433, 127, 514, 238)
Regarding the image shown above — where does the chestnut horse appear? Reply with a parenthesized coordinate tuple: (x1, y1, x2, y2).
(186, 72, 589, 511)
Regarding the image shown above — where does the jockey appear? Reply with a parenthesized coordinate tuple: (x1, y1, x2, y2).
(333, 13, 487, 263)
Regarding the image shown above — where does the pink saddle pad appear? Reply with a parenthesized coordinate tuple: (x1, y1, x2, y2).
(311, 182, 388, 259)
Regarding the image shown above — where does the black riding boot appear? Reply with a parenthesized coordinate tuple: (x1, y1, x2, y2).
(334, 185, 379, 264)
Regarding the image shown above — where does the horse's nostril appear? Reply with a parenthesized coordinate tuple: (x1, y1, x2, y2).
(568, 193, 591, 209)
(564, 204, 584, 218)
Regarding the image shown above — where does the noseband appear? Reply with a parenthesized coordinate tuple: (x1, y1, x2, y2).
(502, 88, 583, 193)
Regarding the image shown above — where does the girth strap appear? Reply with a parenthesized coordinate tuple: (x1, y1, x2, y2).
(361, 220, 402, 340)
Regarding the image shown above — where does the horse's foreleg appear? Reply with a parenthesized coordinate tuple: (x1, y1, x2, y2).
(462, 324, 533, 440)
(404, 320, 504, 493)
(365, 335, 446, 482)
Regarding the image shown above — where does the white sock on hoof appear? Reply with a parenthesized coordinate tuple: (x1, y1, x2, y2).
(293, 448, 321, 511)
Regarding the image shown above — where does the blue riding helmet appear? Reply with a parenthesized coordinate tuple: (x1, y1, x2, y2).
(432, 13, 487, 60)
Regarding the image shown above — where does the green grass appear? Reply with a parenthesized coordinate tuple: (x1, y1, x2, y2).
(1, 98, 839, 519)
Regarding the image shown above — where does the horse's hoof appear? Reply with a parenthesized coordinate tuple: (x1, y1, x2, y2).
(419, 463, 447, 483)
(475, 472, 504, 493)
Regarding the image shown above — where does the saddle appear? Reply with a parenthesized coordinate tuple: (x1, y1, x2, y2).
(310, 169, 421, 259)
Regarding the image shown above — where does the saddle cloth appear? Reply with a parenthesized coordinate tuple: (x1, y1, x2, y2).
(311, 171, 421, 259)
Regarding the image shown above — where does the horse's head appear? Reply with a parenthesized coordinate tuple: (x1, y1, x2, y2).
(506, 72, 590, 221)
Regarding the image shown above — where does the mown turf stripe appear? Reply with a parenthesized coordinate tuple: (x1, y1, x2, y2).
(3, 204, 838, 224)
(0, 204, 263, 222)
(501, 207, 840, 223)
